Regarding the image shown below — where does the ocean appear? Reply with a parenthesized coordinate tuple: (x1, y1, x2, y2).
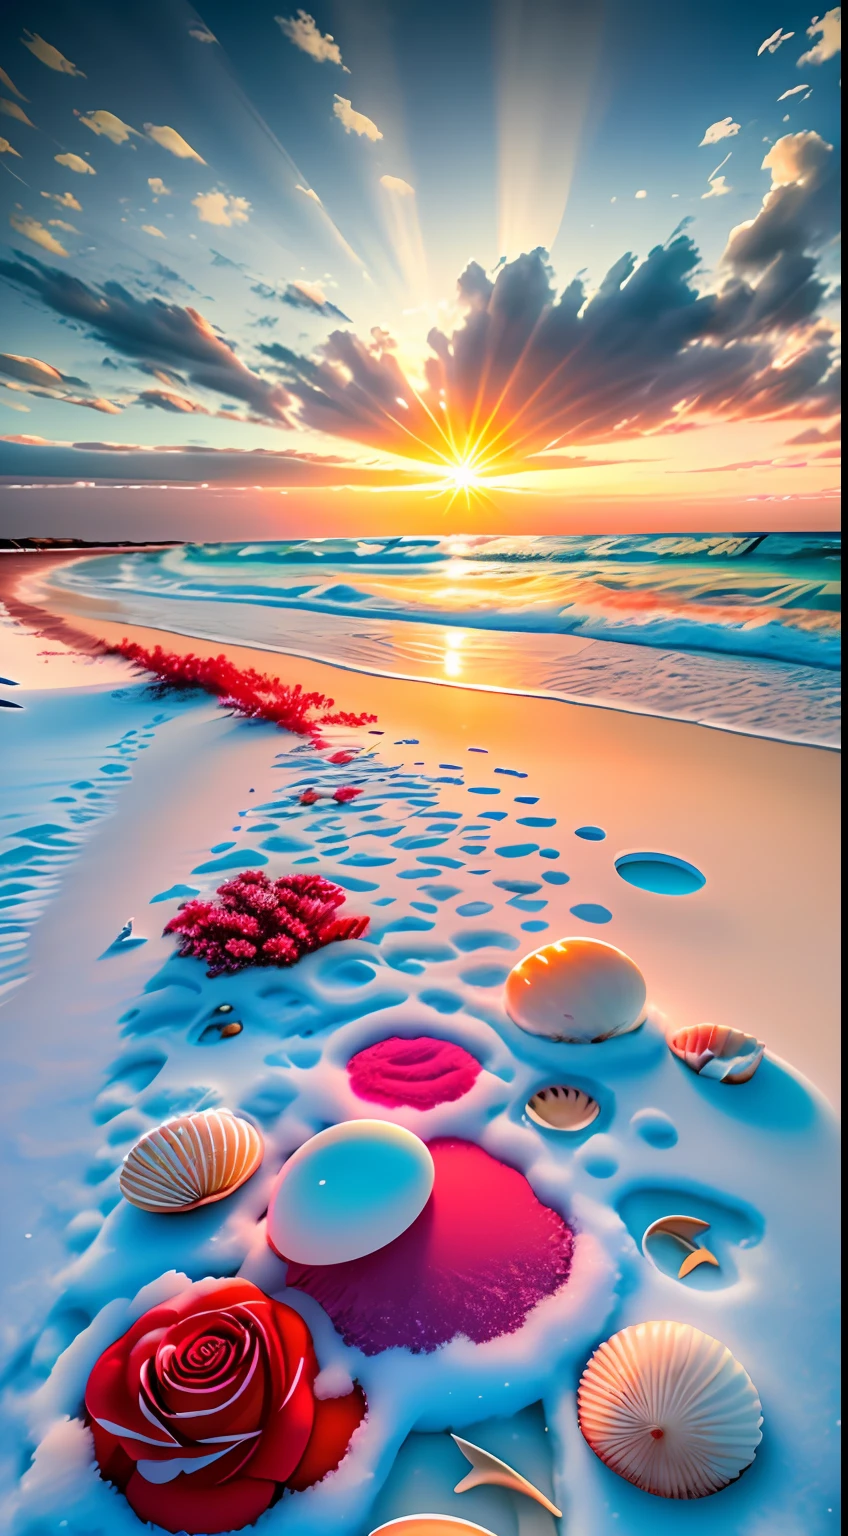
(44, 532, 841, 747)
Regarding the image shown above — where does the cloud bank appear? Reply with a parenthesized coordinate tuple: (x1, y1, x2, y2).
(0, 253, 294, 424)
(259, 134, 839, 470)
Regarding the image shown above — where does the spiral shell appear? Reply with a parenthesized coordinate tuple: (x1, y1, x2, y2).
(526, 1084, 600, 1132)
(119, 1108, 264, 1213)
(669, 1023, 765, 1083)
(578, 1320, 763, 1499)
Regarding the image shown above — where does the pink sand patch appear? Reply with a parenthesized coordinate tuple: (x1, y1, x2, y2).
(279, 1138, 574, 1354)
(346, 1035, 482, 1110)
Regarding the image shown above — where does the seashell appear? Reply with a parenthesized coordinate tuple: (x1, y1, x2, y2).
(669, 1023, 765, 1083)
(267, 1119, 435, 1265)
(119, 1108, 264, 1213)
(451, 1433, 562, 1517)
(526, 1084, 600, 1132)
(578, 1320, 762, 1498)
(505, 937, 646, 1043)
(369, 1520, 499, 1536)
(642, 1215, 720, 1278)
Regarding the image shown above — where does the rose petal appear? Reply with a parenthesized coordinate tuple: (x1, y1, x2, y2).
(88, 1418, 135, 1492)
(126, 1467, 275, 1536)
(241, 1301, 316, 1484)
(287, 1385, 367, 1491)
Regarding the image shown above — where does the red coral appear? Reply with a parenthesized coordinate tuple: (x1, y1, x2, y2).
(107, 641, 376, 743)
(164, 870, 369, 977)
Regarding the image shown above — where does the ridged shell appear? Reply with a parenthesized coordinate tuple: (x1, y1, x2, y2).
(505, 937, 646, 1042)
(669, 1023, 765, 1083)
(526, 1084, 600, 1132)
(119, 1109, 264, 1213)
(578, 1320, 763, 1499)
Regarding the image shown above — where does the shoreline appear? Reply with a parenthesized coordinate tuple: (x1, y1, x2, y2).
(2, 549, 840, 1106)
(7, 549, 841, 752)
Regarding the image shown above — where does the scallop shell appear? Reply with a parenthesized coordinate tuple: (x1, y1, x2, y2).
(526, 1084, 600, 1132)
(578, 1320, 763, 1499)
(505, 937, 646, 1042)
(119, 1108, 264, 1213)
(669, 1023, 764, 1083)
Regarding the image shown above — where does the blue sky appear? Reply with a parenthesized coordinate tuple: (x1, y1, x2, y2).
(0, 0, 841, 533)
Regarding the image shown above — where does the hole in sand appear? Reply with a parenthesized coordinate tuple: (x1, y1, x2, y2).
(615, 851, 706, 895)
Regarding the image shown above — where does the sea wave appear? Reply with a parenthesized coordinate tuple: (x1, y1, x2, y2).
(40, 534, 841, 747)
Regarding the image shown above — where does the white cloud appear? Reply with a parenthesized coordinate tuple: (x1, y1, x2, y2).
(20, 30, 85, 76)
(9, 212, 69, 256)
(758, 27, 794, 54)
(0, 65, 27, 100)
(699, 117, 741, 145)
(295, 183, 322, 204)
(380, 174, 415, 195)
(77, 109, 138, 144)
(148, 177, 172, 197)
(54, 153, 96, 174)
(0, 136, 21, 157)
(192, 190, 251, 226)
(635, 188, 647, 198)
(142, 224, 166, 237)
(778, 83, 810, 99)
(48, 218, 78, 231)
(702, 175, 732, 198)
(41, 189, 82, 210)
(797, 8, 841, 66)
(333, 96, 383, 141)
(276, 12, 347, 68)
(189, 25, 218, 43)
(145, 124, 206, 162)
(1, 99, 35, 128)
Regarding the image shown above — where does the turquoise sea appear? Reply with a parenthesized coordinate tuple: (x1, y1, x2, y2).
(45, 532, 841, 747)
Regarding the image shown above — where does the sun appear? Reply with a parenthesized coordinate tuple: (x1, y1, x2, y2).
(444, 458, 482, 492)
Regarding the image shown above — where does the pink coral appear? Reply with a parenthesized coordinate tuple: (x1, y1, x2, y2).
(107, 641, 376, 743)
(164, 870, 369, 977)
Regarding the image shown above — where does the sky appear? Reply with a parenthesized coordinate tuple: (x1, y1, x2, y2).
(0, 0, 841, 537)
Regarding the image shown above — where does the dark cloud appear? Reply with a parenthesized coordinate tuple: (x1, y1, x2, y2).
(0, 436, 411, 487)
(0, 253, 294, 425)
(251, 280, 351, 322)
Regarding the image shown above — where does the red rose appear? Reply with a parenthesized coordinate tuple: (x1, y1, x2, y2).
(85, 1278, 366, 1535)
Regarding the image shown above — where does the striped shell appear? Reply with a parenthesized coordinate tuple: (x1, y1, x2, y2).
(526, 1084, 600, 1132)
(669, 1023, 765, 1083)
(578, 1320, 762, 1499)
(119, 1108, 264, 1213)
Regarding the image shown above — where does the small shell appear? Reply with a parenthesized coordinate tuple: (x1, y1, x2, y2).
(526, 1084, 600, 1132)
(669, 1023, 765, 1083)
(120, 1108, 264, 1213)
(642, 1215, 720, 1279)
(578, 1320, 763, 1499)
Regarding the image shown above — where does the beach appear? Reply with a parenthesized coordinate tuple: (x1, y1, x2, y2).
(0, 550, 840, 1536)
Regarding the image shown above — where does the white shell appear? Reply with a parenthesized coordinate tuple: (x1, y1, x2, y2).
(526, 1084, 600, 1132)
(267, 1119, 435, 1265)
(369, 1519, 499, 1535)
(578, 1320, 762, 1498)
(505, 937, 646, 1042)
(119, 1108, 264, 1213)
(669, 1023, 765, 1083)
